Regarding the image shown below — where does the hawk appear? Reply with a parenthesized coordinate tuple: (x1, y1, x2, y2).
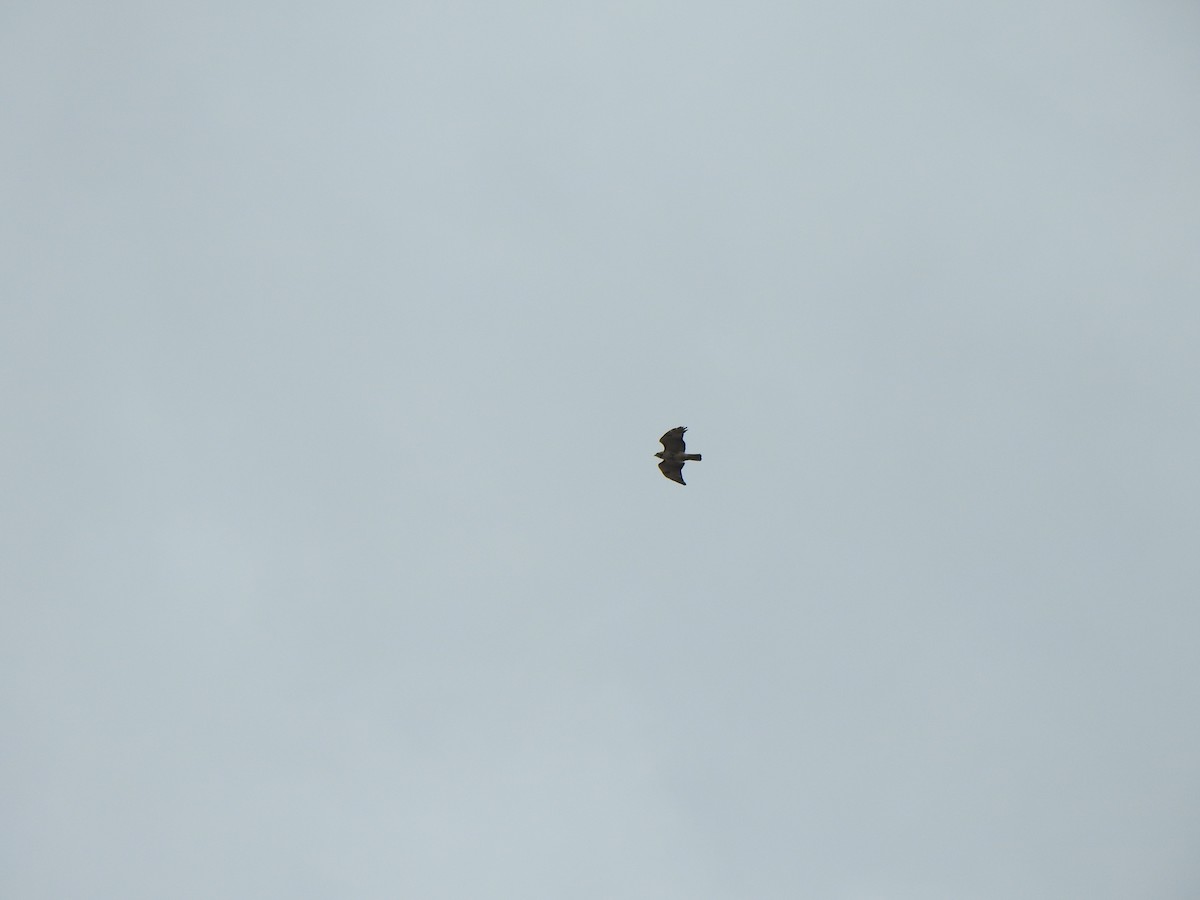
(655, 426, 702, 485)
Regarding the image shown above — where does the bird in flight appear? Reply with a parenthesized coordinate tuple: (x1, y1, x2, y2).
(655, 426, 702, 485)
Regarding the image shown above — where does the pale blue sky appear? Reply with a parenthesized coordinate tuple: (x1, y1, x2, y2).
(4, 2, 1200, 898)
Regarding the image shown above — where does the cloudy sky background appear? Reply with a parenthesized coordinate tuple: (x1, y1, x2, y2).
(4, 2, 1200, 897)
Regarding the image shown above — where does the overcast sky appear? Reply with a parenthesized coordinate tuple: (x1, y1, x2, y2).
(4, 2, 1200, 898)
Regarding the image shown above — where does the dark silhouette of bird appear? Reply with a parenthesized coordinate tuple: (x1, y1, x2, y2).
(655, 426, 702, 485)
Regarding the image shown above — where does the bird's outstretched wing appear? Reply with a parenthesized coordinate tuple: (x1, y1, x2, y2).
(658, 460, 686, 485)
(659, 426, 687, 453)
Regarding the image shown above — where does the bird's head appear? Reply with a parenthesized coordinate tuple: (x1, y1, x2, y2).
(654, 451, 665, 460)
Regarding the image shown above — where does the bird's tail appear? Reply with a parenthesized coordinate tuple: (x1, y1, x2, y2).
(683, 454, 702, 461)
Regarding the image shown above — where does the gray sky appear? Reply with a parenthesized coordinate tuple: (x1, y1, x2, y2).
(4, 2, 1200, 898)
